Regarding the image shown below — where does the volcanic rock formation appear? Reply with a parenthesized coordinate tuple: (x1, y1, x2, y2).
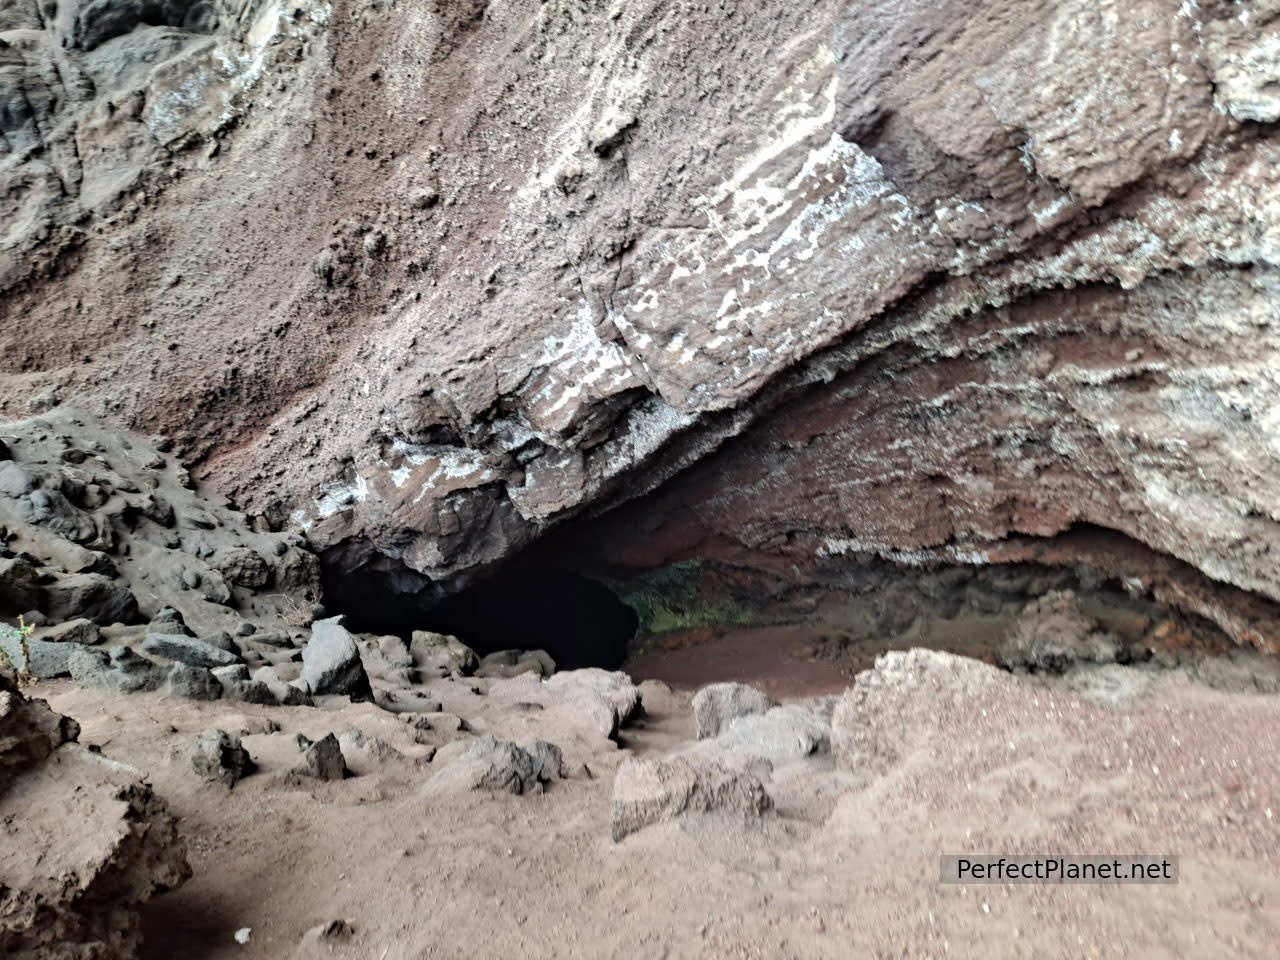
(3, 1, 1280, 640)
(0, 670, 191, 958)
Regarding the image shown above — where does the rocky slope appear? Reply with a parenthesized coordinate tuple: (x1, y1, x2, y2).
(3, 2, 1280, 638)
(0, 409, 344, 705)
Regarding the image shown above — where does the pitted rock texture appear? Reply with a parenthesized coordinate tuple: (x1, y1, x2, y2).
(0, 672, 191, 959)
(0, 409, 322, 640)
(2, 2, 1280, 635)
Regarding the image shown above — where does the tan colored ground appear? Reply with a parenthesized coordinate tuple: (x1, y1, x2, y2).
(36, 651, 1280, 960)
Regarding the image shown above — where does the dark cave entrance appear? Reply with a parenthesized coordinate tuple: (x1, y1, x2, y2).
(323, 561, 638, 671)
(321, 517, 1275, 697)
(423, 568, 637, 670)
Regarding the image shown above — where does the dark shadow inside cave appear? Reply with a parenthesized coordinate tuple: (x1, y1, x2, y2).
(324, 561, 637, 671)
(424, 569, 638, 670)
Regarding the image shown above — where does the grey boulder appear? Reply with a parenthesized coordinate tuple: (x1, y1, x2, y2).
(0, 557, 41, 612)
(0, 631, 85, 679)
(299, 618, 372, 700)
(424, 735, 559, 796)
(42, 573, 139, 625)
(68, 646, 164, 693)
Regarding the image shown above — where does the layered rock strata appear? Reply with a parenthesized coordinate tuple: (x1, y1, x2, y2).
(2, 2, 1278, 638)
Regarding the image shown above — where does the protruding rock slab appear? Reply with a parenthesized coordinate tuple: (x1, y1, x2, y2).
(143, 632, 241, 669)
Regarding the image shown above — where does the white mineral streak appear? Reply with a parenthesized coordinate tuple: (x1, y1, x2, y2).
(618, 49, 923, 403)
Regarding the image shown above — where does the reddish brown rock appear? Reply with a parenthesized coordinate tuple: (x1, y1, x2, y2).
(1, 1, 1278, 640)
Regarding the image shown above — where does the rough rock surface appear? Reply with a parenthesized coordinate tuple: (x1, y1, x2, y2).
(610, 754, 773, 842)
(300, 617, 372, 700)
(424, 734, 558, 796)
(691, 682, 776, 740)
(0, 410, 322, 643)
(832, 649, 1008, 775)
(2, 2, 1279, 643)
(0, 672, 190, 958)
(998, 590, 1123, 673)
(191, 728, 253, 786)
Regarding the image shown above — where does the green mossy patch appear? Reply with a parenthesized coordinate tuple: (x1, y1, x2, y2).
(613, 561, 758, 639)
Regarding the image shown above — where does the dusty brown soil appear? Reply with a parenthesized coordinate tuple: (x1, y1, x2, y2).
(37, 655, 1280, 960)
(627, 624, 857, 699)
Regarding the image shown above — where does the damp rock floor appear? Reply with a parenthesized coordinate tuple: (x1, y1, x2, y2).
(39, 646, 1280, 960)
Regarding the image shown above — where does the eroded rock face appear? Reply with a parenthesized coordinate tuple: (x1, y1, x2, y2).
(2, 2, 1280, 640)
(0, 672, 191, 958)
(0, 409, 322, 640)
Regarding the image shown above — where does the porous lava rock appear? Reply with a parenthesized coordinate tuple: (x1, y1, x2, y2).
(2, 2, 1279, 648)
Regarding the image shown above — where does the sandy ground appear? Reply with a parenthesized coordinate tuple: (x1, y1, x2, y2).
(38, 653, 1280, 960)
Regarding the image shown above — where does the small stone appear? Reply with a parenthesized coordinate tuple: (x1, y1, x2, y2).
(293, 732, 347, 781)
(192, 729, 253, 786)
(148, 606, 192, 636)
(526, 740, 567, 781)
(691, 682, 775, 739)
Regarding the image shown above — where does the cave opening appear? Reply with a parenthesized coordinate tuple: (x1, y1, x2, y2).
(323, 560, 638, 672)
(322, 518, 1277, 698)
